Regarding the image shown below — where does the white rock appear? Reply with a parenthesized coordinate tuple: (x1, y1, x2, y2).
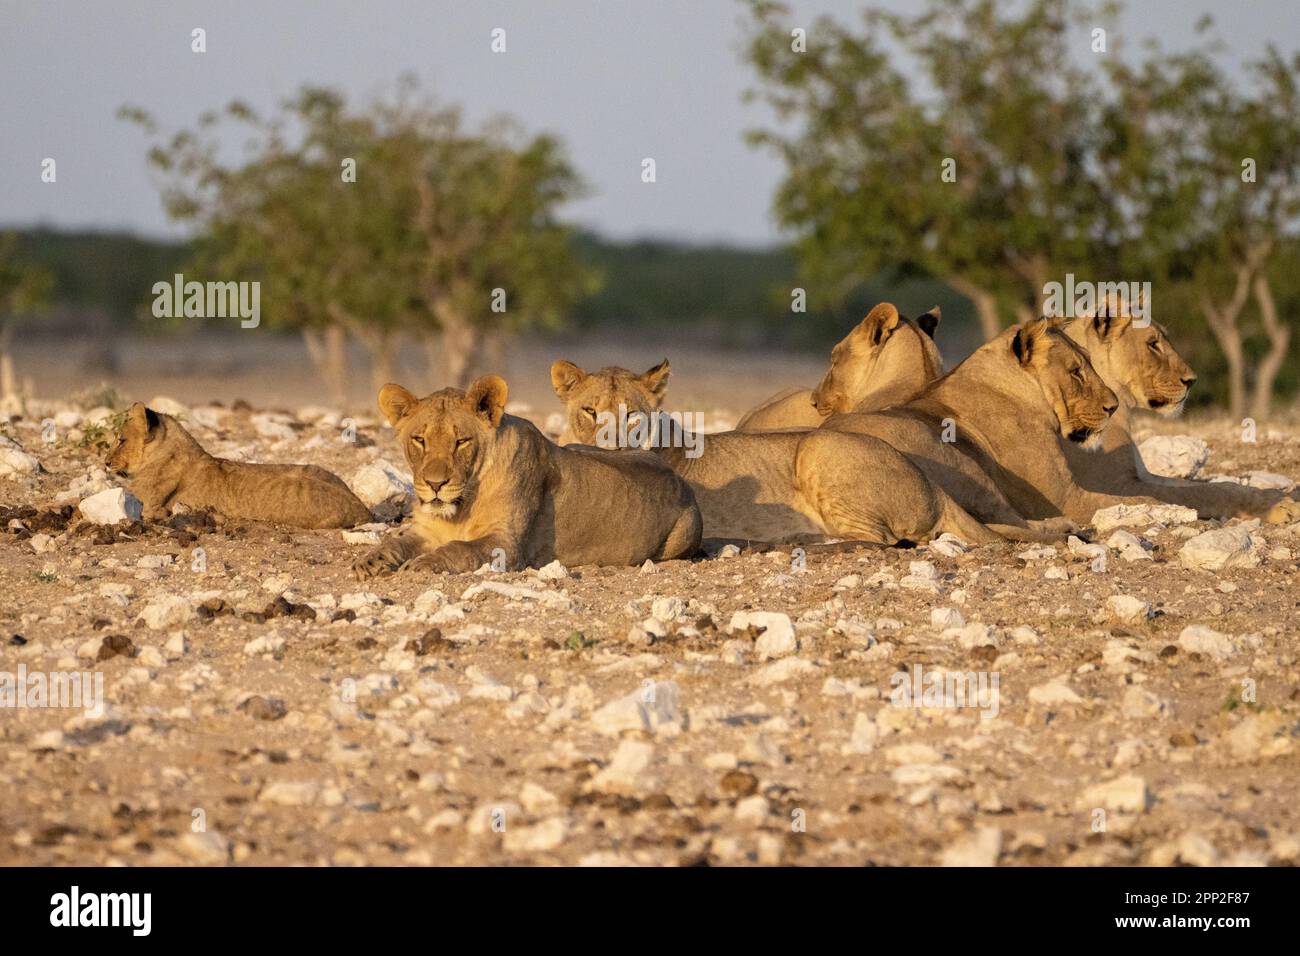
(1105, 529, 1152, 562)
(1091, 503, 1198, 534)
(164, 631, 189, 660)
(349, 459, 415, 520)
(730, 611, 797, 660)
(1028, 679, 1083, 707)
(931, 607, 965, 629)
(502, 816, 568, 853)
(536, 560, 569, 581)
(342, 529, 381, 545)
(747, 657, 818, 686)
(79, 488, 143, 525)
(1079, 776, 1149, 814)
(590, 739, 654, 793)
(177, 830, 229, 864)
(1179, 524, 1264, 571)
(928, 533, 969, 558)
(1105, 594, 1151, 625)
(1138, 435, 1209, 479)
(250, 412, 298, 441)
(1245, 471, 1295, 492)
(147, 395, 190, 417)
(242, 633, 286, 660)
(0, 444, 40, 477)
(1177, 624, 1237, 661)
(259, 781, 320, 807)
(28, 533, 55, 554)
(139, 596, 193, 630)
(842, 712, 879, 755)
(940, 826, 1002, 867)
(590, 681, 682, 735)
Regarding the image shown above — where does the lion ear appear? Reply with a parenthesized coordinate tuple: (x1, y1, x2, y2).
(1092, 306, 1132, 341)
(1012, 318, 1050, 367)
(378, 383, 419, 426)
(550, 360, 586, 400)
(128, 402, 161, 441)
(916, 306, 941, 341)
(857, 302, 902, 346)
(640, 358, 671, 401)
(466, 375, 508, 428)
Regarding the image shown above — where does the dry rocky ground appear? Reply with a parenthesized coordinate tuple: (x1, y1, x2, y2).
(2, 391, 1299, 867)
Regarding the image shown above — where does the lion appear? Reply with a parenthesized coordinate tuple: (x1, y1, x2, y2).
(824, 318, 1162, 531)
(352, 375, 701, 578)
(735, 303, 942, 431)
(551, 355, 1003, 548)
(550, 358, 671, 447)
(107, 402, 372, 528)
(1060, 307, 1300, 523)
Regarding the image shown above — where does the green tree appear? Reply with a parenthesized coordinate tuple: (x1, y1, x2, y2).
(743, 0, 1115, 341)
(0, 232, 54, 400)
(1101, 32, 1300, 417)
(122, 79, 594, 400)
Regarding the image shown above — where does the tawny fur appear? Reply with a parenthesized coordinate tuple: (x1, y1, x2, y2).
(551, 308, 997, 548)
(1060, 311, 1300, 524)
(824, 320, 1141, 535)
(353, 375, 701, 578)
(735, 304, 943, 431)
(107, 403, 371, 529)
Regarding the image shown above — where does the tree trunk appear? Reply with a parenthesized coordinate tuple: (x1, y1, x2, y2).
(301, 325, 349, 408)
(0, 321, 16, 399)
(432, 303, 483, 389)
(1199, 253, 1261, 421)
(1250, 274, 1291, 421)
(945, 276, 1003, 341)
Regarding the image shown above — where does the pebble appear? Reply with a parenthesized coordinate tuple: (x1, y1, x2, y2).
(79, 488, 143, 525)
(729, 610, 797, 660)
(1180, 524, 1265, 571)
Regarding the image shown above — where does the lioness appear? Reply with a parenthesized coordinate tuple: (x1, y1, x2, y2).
(550, 358, 670, 447)
(352, 376, 701, 577)
(107, 402, 372, 528)
(735, 303, 942, 431)
(1061, 308, 1300, 523)
(824, 318, 1154, 532)
(551, 354, 1002, 548)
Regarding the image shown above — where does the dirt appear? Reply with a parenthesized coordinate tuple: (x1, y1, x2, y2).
(2, 382, 1300, 867)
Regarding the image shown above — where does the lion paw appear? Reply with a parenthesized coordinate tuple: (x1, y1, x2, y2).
(1266, 497, 1300, 525)
(352, 543, 406, 580)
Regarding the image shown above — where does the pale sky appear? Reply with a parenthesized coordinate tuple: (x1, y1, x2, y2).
(2, 0, 1294, 245)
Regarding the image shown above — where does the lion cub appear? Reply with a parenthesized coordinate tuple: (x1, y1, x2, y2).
(352, 375, 701, 578)
(107, 402, 372, 528)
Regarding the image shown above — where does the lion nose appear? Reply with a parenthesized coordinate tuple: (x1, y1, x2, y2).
(1181, 374, 1197, 387)
(1103, 401, 1118, 416)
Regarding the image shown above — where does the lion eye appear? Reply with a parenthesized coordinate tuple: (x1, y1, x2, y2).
(1071, 366, 1084, 381)
(1148, 340, 1162, 352)
(455, 437, 471, 449)
(411, 435, 425, 448)
(582, 407, 597, 419)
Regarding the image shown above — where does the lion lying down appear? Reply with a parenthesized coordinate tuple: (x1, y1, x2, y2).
(107, 402, 372, 528)
(352, 375, 701, 578)
(550, 306, 1005, 547)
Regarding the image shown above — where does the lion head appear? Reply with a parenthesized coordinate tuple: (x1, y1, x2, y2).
(1082, 308, 1197, 416)
(1012, 319, 1118, 447)
(810, 303, 942, 416)
(377, 376, 509, 520)
(106, 402, 197, 477)
(550, 359, 670, 447)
